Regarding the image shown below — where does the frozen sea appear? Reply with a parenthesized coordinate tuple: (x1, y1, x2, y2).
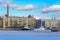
(0, 30, 60, 40)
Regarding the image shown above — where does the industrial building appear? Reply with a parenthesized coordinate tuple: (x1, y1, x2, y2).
(0, 4, 36, 30)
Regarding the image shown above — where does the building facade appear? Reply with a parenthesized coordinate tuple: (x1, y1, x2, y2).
(1, 15, 36, 30)
(45, 19, 58, 29)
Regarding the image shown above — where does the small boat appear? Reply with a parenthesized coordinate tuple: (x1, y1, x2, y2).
(22, 26, 31, 30)
(51, 27, 58, 32)
(34, 26, 45, 31)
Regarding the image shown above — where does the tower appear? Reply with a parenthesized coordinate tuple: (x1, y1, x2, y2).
(7, 4, 9, 17)
(5, 4, 9, 17)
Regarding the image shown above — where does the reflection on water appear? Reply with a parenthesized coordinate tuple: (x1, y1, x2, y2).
(0, 30, 60, 40)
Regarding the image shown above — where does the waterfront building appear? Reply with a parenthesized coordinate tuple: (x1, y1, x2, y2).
(0, 4, 36, 30)
(45, 18, 58, 30)
(2, 15, 36, 30)
(0, 4, 60, 30)
(35, 19, 41, 28)
(35, 19, 45, 28)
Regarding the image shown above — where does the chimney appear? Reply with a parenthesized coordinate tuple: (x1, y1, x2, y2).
(6, 4, 9, 17)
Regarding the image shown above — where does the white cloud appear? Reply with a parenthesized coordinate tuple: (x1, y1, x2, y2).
(41, 5, 60, 12)
(4, 4, 36, 10)
(23, 4, 35, 10)
(13, 4, 36, 10)
(34, 16, 40, 19)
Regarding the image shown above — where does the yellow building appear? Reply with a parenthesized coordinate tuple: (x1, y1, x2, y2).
(45, 19, 58, 29)
(2, 15, 36, 30)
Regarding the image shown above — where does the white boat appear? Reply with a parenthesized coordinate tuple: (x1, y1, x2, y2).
(22, 26, 31, 30)
(34, 26, 45, 30)
(24, 26, 31, 29)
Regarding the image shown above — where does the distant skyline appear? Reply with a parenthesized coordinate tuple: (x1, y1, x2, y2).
(0, 0, 60, 19)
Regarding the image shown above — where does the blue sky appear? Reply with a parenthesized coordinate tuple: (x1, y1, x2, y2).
(0, 0, 60, 19)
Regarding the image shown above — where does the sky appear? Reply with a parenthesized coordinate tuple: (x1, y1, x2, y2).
(0, 0, 60, 19)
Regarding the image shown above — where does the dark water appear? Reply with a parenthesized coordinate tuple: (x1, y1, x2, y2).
(0, 30, 60, 40)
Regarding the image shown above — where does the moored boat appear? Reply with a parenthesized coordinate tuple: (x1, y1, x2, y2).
(21, 26, 32, 30)
(34, 26, 45, 31)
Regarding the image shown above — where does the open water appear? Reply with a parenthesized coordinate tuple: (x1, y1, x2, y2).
(0, 30, 60, 40)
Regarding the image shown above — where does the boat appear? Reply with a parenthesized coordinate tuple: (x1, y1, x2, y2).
(34, 26, 45, 31)
(50, 27, 58, 32)
(21, 26, 31, 30)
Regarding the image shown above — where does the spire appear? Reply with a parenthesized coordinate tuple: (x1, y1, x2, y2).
(51, 16, 53, 20)
(54, 17, 56, 20)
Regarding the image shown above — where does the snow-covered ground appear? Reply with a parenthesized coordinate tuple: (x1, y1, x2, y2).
(0, 30, 60, 40)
